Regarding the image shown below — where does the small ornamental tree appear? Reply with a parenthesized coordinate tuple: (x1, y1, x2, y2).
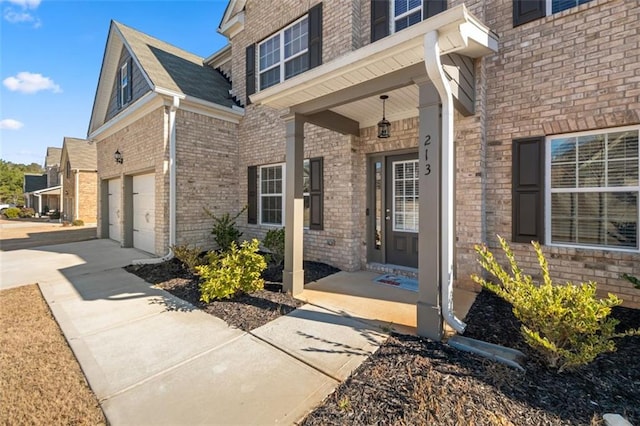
(472, 235, 640, 372)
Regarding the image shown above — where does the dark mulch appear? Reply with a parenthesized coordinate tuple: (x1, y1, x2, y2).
(302, 289, 640, 425)
(124, 258, 339, 332)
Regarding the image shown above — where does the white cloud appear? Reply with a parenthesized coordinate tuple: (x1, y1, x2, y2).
(5, 0, 41, 9)
(0, 119, 24, 130)
(3, 72, 61, 94)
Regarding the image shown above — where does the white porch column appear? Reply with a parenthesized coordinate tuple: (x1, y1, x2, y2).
(416, 80, 444, 341)
(283, 114, 305, 295)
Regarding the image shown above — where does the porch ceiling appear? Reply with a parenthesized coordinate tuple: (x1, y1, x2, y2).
(250, 4, 497, 127)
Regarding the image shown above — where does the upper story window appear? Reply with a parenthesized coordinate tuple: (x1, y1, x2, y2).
(514, 0, 593, 27)
(393, 0, 422, 32)
(259, 16, 309, 90)
(546, 126, 639, 251)
(118, 59, 132, 107)
(66, 160, 70, 179)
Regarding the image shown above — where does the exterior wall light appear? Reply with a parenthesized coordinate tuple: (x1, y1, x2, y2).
(114, 149, 123, 164)
(377, 95, 390, 138)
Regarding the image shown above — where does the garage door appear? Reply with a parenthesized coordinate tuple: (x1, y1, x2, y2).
(108, 178, 121, 242)
(133, 173, 155, 254)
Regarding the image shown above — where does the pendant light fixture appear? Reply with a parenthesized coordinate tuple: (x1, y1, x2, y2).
(377, 95, 390, 138)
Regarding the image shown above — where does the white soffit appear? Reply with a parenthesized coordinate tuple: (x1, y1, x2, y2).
(250, 4, 497, 111)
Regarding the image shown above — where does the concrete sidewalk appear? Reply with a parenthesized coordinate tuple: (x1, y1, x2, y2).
(11, 239, 386, 425)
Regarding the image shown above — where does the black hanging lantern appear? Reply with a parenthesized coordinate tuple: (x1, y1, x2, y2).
(377, 95, 390, 138)
(114, 149, 123, 164)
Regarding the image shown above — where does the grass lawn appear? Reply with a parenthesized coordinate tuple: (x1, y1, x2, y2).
(0, 285, 105, 425)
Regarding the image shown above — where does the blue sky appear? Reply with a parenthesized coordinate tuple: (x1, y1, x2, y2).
(0, 0, 230, 166)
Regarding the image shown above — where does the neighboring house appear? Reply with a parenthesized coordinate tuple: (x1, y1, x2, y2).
(90, 0, 639, 336)
(88, 21, 242, 255)
(23, 147, 62, 214)
(60, 137, 98, 224)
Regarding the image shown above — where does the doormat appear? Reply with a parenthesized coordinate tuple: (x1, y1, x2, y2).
(373, 274, 418, 292)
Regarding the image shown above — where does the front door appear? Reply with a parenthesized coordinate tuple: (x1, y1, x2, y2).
(385, 153, 419, 268)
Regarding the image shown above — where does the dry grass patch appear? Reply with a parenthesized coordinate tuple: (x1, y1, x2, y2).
(0, 285, 105, 425)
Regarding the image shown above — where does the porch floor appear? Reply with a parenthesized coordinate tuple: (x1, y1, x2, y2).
(296, 270, 478, 336)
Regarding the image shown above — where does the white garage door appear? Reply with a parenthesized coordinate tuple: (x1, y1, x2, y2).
(108, 178, 121, 242)
(133, 173, 155, 254)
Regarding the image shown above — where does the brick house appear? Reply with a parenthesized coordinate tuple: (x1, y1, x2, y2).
(90, 0, 639, 338)
(213, 0, 639, 337)
(24, 146, 62, 214)
(88, 21, 243, 255)
(60, 137, 98, 224)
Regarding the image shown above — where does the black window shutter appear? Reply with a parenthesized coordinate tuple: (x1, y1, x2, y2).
(309, 157, 323, 230)
(512, 137, 544, 243)
(513, 0, 545, 27)
(245, 44, 256, 106)
(371, 0, 390, 42)
(308, 3, 323, 69)
(126, 58, 133, 103)
(423, 0, 447, 19)
(247, 166, 258, 224)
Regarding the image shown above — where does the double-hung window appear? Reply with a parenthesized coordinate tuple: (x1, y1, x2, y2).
(259, 16, 309, 90)
(393, 0, 422, 32)
(514, 0, 593, 27)
(546, 127, 639, 250)
(258, 160, 313, 227)
(120, 63, 129, 104)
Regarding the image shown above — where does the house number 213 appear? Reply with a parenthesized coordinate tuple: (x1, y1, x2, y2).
(423, 134, 432, 176)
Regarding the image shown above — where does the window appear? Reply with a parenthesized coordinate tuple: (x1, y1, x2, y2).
(259, 16, 309, 90)
(259, 164, 284, 225)
(514, 0, 593, 27)
(546, 127, 639, 250)
(120, 62, 129, 105)
(66, 160, 70, 179)
(392, 159, 419, 232)
(248, 159, 322, 228)
(393, 0, 422, 32)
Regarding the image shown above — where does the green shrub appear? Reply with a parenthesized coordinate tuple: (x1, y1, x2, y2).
(3, 207, 20, 219)
(203, 206, 246, 252)
(18, 207, 35, 218)
(621, 273, 640, 289)
(263, 227, 285, 265)
(172, 244, 205, 273)
(197, 239, 267, 302)
(71, 219, 84, 226)
(471, 235, 640, 372)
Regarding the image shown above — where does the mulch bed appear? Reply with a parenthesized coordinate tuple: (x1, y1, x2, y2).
(302, 289, 640, 425)
(124, 258, 339, 331)
(125, 258, 640, 424)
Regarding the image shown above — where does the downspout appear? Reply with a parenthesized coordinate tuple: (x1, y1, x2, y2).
(132, 95, 179, 264)
(74, 169, 80, 221)
(424, 30, 466, 333)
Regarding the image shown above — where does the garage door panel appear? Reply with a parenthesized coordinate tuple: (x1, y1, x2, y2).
(108, 179, 121, 243)
(133, 174, 155, 254)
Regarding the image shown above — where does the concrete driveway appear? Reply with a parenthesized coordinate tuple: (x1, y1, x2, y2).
(0, 219, 97, 252)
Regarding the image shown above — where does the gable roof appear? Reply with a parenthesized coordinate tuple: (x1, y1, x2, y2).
(62, 137, 97, 170)
(88, 20, 236, 135)
(45, 147, 62, 168)
(24, 174, 48, 193)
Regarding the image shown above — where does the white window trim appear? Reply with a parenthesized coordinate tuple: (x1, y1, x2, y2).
(390, 0, 423, 34)
(392, 159, 419, 233)
(120, 63, 129, 105)
(257, 160, 312, 228)
(258, 15, 309, 90)
(544, 125, 640, 253)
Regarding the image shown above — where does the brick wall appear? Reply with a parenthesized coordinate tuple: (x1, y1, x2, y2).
(483, 0, 640, 306)
(174, 109, 240, 250)
(77, 171, 98, 224)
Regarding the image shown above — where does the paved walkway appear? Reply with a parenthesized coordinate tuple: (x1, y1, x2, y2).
(6, 239, 387, 425)
(0, 219, 97, 252)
